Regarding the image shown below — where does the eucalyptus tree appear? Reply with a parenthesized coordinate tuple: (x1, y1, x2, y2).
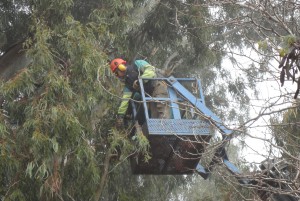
(134, 0, 300, 200)
(0, 0, 152, 200)
(201, 0, 300, 97)
(191, 1, 300, 199)
(270, 100, 300, 170)
(0, 0, 31, 52)
(0, 0, 278, 201)
(1, 0, 214, 200)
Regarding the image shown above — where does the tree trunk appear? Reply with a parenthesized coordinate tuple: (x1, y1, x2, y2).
(93, 150, 112, 201)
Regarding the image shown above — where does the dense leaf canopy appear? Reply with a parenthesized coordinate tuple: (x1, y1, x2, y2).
(1, 0, 300, 201)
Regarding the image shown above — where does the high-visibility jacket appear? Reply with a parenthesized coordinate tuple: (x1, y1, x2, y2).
(118, 60, 156, 115)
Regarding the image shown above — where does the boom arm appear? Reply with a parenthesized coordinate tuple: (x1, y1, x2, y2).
(166, 76, 232, 136)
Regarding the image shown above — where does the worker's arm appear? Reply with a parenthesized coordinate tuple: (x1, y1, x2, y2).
(135, 60, 156, 79)
(117, 87, 132, 115)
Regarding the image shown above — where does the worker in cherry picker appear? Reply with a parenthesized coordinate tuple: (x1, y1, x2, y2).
(109, 58, 169, 129)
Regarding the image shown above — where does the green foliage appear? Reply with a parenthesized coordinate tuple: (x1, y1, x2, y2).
(258, 40, 268, 51)
(278, 48, 288, 57)
(0, 0, 265, 200)
(271, 104, 300, 157)
(0, 0, 125, 200)
(277, 35, 297, 57)
(119, 193, 139, 201)
(0, 0, 31, 51)
(282, 35, 297, 47)
(108, 128, 134, 157)
(4, 189, 26, 201)
(132, 128, 151, 162)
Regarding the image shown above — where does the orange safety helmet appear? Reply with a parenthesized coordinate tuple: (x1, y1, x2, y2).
(110, 58, 127, 73)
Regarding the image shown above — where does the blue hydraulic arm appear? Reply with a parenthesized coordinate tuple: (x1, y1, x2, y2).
(166, 76, 233, 137)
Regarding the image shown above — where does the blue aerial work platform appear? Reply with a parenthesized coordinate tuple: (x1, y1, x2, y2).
(126, 76, 299, 201)
(128, 76, 237, 177)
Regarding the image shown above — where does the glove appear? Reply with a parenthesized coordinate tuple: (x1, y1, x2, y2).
(116, 115, 124, 129)
(133, 80, 140, 90)
(132, 92, 142, 100)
